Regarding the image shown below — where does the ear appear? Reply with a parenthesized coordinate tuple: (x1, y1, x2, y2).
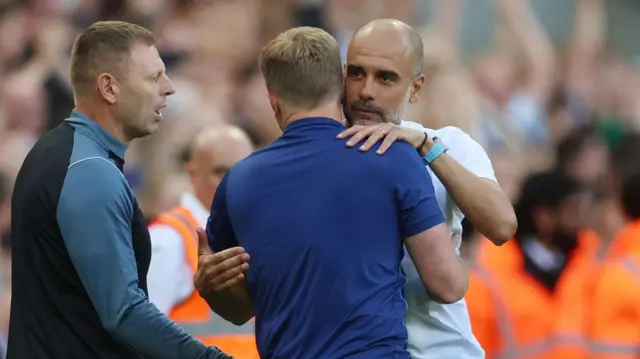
(342, 62, 347, 84)
(185, 159, 196, 179)
(409, 74, 426, 104)
(267, 92, 279, 113)
(97, 73, 118, 105)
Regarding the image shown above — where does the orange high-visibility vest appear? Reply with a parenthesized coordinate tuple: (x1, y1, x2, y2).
(467, 231, 599, 359)
(150, 206, 259, 359)
(588, 220, 640, 359)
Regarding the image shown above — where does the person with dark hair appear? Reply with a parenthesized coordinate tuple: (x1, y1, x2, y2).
(555, 123, 609, 186)
(586, 130, 640, 357)
(588, 170, 640, 358)
(608, 132, 640, 191)
(468, 170, 599, 359)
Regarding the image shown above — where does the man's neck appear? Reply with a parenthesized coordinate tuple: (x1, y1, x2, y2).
(282, 103, 344, 129)
(74, 101, 129, 145)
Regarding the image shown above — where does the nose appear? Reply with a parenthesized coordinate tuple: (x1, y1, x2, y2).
(359, 76, 375, 101)
(163, 74, 176, 97)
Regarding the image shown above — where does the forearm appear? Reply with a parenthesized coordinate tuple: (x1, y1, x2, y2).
(420, 140, 516, 245)
(112, 297, 229, 358)
(202, 289, 255, 326)
(406, 224, 469, 304)
(427, 256, 469, 304)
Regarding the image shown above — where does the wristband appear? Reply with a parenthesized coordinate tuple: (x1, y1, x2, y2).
(422, 137, 448, 165)
(417, 132, 428, 153)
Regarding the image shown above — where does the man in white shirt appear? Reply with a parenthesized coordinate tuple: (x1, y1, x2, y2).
(337, 19, 517, 358)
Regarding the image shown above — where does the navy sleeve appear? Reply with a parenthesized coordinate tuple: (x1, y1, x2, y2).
(387, 145, 445, 238)
(57, 158, 230, 359)
(207, 173, 239, 252)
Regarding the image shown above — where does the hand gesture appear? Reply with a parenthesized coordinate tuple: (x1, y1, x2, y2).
(193, 227, 250, 296)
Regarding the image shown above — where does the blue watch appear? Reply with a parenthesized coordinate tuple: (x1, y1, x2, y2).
(422, 137, 448, 165)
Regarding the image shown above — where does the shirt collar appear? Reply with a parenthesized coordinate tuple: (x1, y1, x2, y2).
(65, 110, 127, 160)
(283, 117, 344, 135)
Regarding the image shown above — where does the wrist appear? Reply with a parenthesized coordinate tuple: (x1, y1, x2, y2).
(418, 137, 436, 157)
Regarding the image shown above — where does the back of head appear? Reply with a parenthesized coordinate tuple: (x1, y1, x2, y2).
(259, 27, 343, 111)
(70, 21, 156, 97)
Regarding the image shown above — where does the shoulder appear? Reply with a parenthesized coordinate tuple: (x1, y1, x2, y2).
(431, 126, 477, 147)
(400, 120, 431, 132)
(62, 157, 131, 203)
(376, 141, 428, 184)
(435, 126, 496, 181)
(400, 122, 481, 151)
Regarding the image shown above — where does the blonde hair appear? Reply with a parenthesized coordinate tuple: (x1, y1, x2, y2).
(70, 21, 156, 95)
(259, 27, 343, 109)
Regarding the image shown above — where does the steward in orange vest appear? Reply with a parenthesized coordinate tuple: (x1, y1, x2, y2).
(588, 171, 640, 359)
(467, 170, 599, 359)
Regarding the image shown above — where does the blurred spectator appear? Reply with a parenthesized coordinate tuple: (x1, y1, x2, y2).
(587, 171, 640, 358)
(468, 170, 597, 359)
(555, 124, 609, 186)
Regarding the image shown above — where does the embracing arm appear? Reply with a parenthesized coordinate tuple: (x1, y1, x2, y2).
(418, 129, 517, 245)
(339, 124, 517, 245)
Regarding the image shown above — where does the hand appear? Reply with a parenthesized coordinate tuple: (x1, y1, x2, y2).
(194, 227, 250, 295)
(336, 123, 426, 154)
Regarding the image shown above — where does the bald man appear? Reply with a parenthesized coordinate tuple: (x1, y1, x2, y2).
(147, 125, 258, 358)
(338, 19, 516, 358)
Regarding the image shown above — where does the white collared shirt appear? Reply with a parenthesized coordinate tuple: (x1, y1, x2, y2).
(147, 193, 209, 314)
(400, 121, 496, 359)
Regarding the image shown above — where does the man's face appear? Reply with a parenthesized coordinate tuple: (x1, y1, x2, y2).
(539, 192, 591, 251)
(116, 43, 175, 140)
(343, 32, 424, 126)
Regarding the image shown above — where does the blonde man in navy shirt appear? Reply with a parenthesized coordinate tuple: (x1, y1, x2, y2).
(193, 27, 467, 359)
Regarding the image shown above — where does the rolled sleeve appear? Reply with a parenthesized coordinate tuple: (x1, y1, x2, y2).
(57, 158, 229, 359)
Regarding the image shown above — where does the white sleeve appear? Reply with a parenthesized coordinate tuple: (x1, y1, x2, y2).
(440, 126, 497, 182)
(147, 225, 195, 314)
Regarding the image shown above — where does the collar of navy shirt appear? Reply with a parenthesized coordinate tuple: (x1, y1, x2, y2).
(65, 110, 127, 170)
(282, 116, 345, 135)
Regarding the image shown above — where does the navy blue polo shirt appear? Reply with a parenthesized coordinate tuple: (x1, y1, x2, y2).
(207, 117, 444, 359)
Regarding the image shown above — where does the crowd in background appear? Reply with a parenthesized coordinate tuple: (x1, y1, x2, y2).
(0, 0, 639, 357)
